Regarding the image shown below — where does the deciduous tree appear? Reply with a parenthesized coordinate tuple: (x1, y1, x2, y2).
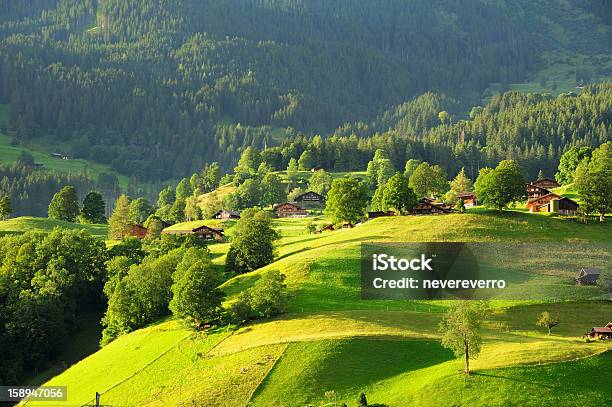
(439, 301, 488, 375)
(48, 186, 80, 222)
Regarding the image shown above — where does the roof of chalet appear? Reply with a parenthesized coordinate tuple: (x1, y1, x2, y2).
(592, 327, 612, 333)
(457, 192, 476, 198)
(580, 267, 603, 276)
(273, 202, 305, 210)
(415, 197, 453, 213)
(294, 191, 324, 200)
(214, 209, 240, 217)
(533, 177, 557, 183)
(162, 224, 224, 235)
(527, 192, 562, 203)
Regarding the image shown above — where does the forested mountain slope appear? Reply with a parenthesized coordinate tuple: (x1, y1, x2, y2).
(0, 0, 609, 180)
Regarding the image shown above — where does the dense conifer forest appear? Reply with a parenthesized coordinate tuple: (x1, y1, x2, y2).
(0, 0, 610, 182)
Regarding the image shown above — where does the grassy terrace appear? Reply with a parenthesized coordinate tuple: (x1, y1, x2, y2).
(22, 209, 612, 407)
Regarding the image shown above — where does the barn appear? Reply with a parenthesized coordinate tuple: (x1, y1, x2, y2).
(584, 322, 612, 340)
(410, 198, 453, 215)
(213, 209, 240, 220)
(575, 267, 602, 285)
(125, 224, 148, 239)
(274, 202, 308, 218)
(457, 192, 477, 207)
(162, 225, 224, 241)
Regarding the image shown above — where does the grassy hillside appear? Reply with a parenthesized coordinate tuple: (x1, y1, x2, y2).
(0, 216, 108, 238)
(24, 212, 612, 406)
(0, 132, 129, 189)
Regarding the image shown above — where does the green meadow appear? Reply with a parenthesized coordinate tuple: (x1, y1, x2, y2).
(22, 209, 612, 407)
(0, 132, 129, 189)
(0, 216, 108, 238)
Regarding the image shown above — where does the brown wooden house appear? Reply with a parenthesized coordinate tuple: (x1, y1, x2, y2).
(526, 183, 551, 200)
(410, 198, 453, 215)
(457, 192, 477, 207)
(213, 209, 240, 220)
(575, 267, 602, 285)
(126, 223, 148, 239)
(584, 322, 612, 340)
(526, 193, 562, 212)
(162, 225, 224, 241)
(531, 178, 560, 189)
(274, 202, 308, 218)
(537, 196, 579, 215)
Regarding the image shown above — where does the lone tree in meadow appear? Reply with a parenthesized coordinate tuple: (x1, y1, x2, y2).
(170, 260, 225, 328)
(474, 160, 525, 211)
(108, 194, 131, 239)
(439, 301, 489, 375)
(226, 209, 280, 274)
(81, 191, 106, 224)
(536, 311, 559, 335)
(574, 141, 611, 222)
(0, 195, 12, 220)
(382, 173, 417, 214)
(48, 186, 80, 222)
(325, 177, 369, 225)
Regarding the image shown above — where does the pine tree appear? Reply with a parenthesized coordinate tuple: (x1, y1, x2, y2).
(108, 195, 131, 239)
(82, 191, 106, 223)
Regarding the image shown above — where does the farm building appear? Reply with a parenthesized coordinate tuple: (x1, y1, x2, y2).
(368, 211, 396, 219)
(457, 192, 477, 207)
(294, 191, 325, 207)
(526, 193, 561, 212)
(575, 267, 602, 285)
(537, 196, 579, 215)
(311, 166, 324, 172)
(526, 183, 551, 199)
(411, 198, 453, 215)
(162, 225, 224, 241)
(125, 224, 148, 239)
(531, 178, 560, 189)
(213, 209, 240, 220)
(584, 322, 612, 340)
(526, 193, 578, 214)
(274, 202, 308, 218)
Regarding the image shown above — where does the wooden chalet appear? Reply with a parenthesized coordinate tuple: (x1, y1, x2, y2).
(294, 191, 325, 206)
(125, 224, 148, 239)
(584, 322, 612, 340)
(213, 209, 240, 220)
(457, 192, 477, 207)
(531, 178, 560, 189)
(274, 202, 308, 218)
(525, 183, 551, 199)
(411, 198, 453, 215)
(526, 193, 578, 214)
(526, 193, 561, 212)
(311, 165, 324, 172)
(576, 267, 602, 286)
(321, 224, 335, 232)
(162, 225, 224, 241)
(368, 210, 396, 219)
(538, 196, 579, 215)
